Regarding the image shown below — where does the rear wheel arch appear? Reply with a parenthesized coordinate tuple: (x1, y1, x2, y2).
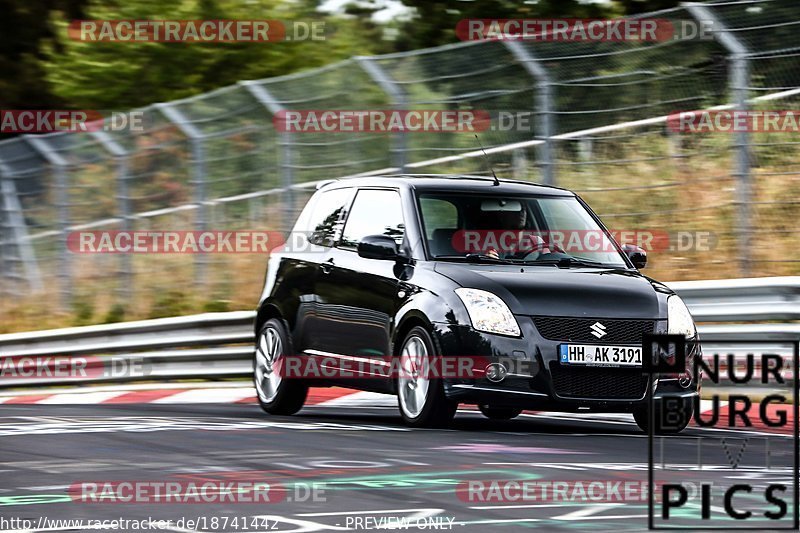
(254, 317, 308, 415)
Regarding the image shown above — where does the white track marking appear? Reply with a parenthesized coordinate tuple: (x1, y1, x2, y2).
(0, 416, 410, 436)
(455, 518, 542, 526)
(0, 381, 253, 397)
(151, 388, 254, 403)
(36, 391, 128, 404)
(552, 503, 627, 520)
(469, 503, 579, 509)
(297, 508, 443, 517)
(316, 390, 397, 408)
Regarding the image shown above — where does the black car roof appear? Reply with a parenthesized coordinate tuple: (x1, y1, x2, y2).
(318, 174, 575, 197)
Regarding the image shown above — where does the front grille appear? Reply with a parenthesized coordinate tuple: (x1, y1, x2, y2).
(533, 317, 655, 343)
(549, 363, 648, 400)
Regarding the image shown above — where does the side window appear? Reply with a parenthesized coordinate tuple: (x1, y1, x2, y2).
(340, 189, 405, 250)
(419, 197, 458, 239)
(307, 188, 352, 247)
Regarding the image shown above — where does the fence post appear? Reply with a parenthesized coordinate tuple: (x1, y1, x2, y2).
(0, 154, 43, 298)
(686, 3, 752, 276)
(155, 103, 208, 285)
(23, 136, 69, 307)
(355, 56, 408, 171)
(503, 40, 555, 185)
(92, 131, 132, 299)
(240, 81, 296, 232)
(0, 163, 12, 297)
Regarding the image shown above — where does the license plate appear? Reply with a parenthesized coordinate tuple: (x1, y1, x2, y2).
(559, 344, 642, 367)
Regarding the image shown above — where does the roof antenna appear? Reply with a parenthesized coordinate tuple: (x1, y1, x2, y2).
(475, 134, 500, 186)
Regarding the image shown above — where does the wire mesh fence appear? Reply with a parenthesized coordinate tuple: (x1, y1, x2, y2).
(1, 0, 798, 328)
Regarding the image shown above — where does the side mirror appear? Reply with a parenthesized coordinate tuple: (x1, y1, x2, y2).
(357, 235, 400, 261)
(621, 244, 647, 269)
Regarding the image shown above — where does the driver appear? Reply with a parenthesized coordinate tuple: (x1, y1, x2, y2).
(485, 207, 548, 259)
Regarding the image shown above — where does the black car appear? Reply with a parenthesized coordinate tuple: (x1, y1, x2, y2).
(253, 175, 700, 432)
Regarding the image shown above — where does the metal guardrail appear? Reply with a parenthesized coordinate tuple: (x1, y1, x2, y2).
(0, 311, 255, 357)
(667, 277, 800, 322)
(0, 312, 256, 387)
(0, 278, 797, 388)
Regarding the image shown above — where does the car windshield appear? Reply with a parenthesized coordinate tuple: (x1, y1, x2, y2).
(418, 192, 628, 268)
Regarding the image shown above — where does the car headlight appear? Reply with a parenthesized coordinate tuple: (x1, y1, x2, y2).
(455, 288, 521, 337)
(667, 295, 696, 338)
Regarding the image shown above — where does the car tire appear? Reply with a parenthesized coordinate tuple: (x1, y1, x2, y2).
(254, 318, 308, 416)
(633, 398, 693, 434)
(478, 405, 523, 420)
(396, 326, 458, 428)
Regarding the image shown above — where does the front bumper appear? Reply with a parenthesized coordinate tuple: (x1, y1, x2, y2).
(432, 318, 701, 412)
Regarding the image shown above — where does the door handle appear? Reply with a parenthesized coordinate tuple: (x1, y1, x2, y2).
(320, 258, 335, 274)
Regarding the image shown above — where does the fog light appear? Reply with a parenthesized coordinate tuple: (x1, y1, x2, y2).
(485, 363, 508, 383)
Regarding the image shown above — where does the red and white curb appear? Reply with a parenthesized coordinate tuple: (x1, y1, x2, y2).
(0, 383, 360, 406)
(0, 386, 789, 434)
(0, 385, 725, 413)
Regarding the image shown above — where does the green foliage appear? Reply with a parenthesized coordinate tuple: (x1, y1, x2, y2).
(202, 299, 231, 312)
(148, 288, 191, 318)
(389, 0, 623, 51)
(35, 0, 385, 110)
(103, 303, 127, 323)
(71, 299, 95, 326)
(0, 0, 86, 118)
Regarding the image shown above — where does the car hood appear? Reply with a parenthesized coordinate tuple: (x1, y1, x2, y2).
(434, 263, 667, 318)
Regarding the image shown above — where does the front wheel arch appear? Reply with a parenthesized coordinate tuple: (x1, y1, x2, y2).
(391, 314, 439, 394)
(393, 315, 433, 353)
(395, 325, 457, 427)
(255, 303, 283, 339)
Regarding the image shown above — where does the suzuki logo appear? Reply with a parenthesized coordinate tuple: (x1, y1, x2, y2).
(590, 322, 607, 339)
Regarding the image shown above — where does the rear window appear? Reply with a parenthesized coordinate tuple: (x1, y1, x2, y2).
(305, 188, 353, 247)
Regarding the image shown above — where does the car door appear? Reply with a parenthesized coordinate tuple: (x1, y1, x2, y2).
(296, 186, 354, 354)
(313, 188, 407, 370)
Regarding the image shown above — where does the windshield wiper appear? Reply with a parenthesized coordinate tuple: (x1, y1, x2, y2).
(522, 257, 613, 268)
(434, 254, 517, 264)
(566, 256, 625, 268)
(435, 254, 618, 268)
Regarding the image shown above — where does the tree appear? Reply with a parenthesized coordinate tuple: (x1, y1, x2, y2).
(387, 0, 620, 51)
(0, 0, 87, 130)
(10, 0, 384, 110)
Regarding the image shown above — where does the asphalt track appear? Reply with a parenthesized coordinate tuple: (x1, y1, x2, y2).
(0, 396, 796, 532)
